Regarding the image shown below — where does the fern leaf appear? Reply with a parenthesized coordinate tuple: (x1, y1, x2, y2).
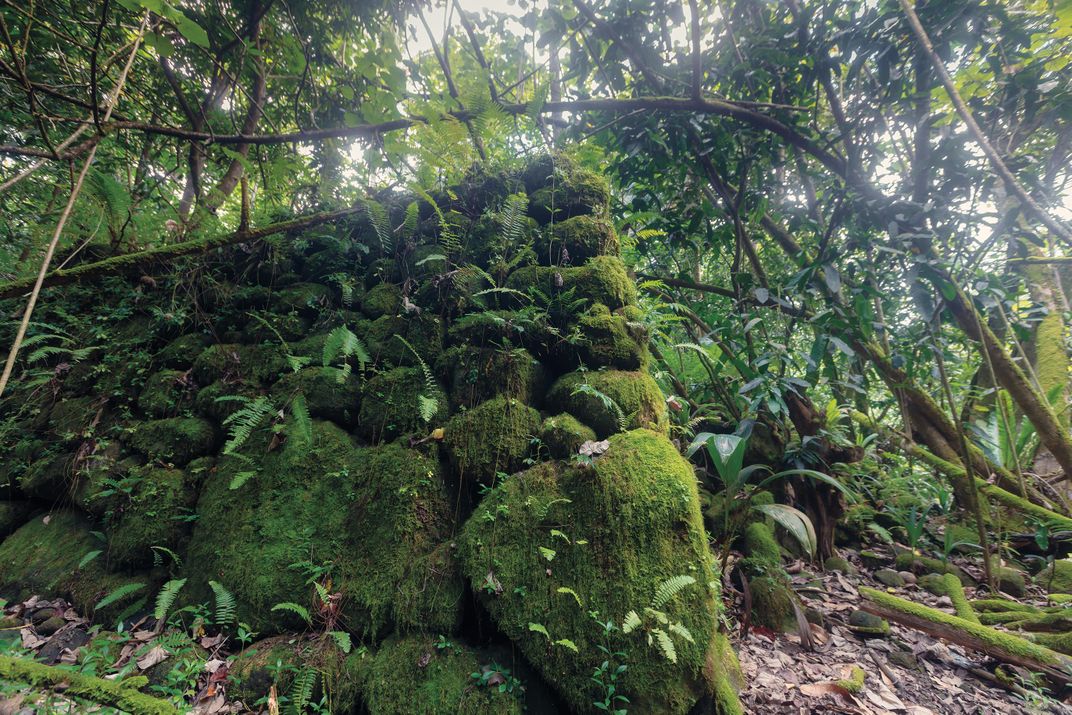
(154, 578, 187, 622)
(322, 325, 370, 375)
(272, 601, 312, 625)
(554, 638, 579, 653)
(363, 199, 392, 254)
(329, 631, 352, 654)
(528, 622, 550, 639)
(209, 581, 237, 626)
(556, 587, 582, 606)
(622, 610, 642, 634)
(668, 621, 695, 644)
(651, 575, 696, 609)
(652, 628, 677, 663)
(289, 394, 313, 446)
(229, 470, 257, 490)
(95, 583, 145, 612)
(288, 666, 318, 715)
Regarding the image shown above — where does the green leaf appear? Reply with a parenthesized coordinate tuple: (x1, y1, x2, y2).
(528, 622, 550, 639)
(79, 550, 102, 569)
(154, 578, 187, 622)
(554, 638, 579, 652)
(329, 631, 352, 653)
(753, 503, 816, 558)
(95, 583, 145, 612)
(537, 546, 556, 561)
(271, 601, 312, 625)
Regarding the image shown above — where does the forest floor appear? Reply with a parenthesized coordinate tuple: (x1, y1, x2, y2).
(731, 545, 1072, 714)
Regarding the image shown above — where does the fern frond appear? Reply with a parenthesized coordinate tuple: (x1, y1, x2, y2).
(322, 325, 370, 379)
(272, 601, 312, 625)
(668, 621, 694, 644)
(288, 666, 318, 715)
(651, 575, 697, 609)
(154, 578, 187, 622)
(222, 395, 275, 454)
(651, 628, 677, 663)
(622, 610, 642, 634)
(289, 394, 313, 446)
(209, 580, 237, 626)
(94, 583, 145, 612)
(363, 198, 393, 254)
(329, 631, 352, 654)
(528, 622, 550, 639)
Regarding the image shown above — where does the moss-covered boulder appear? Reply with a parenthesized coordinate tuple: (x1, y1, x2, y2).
(364, 313, 443, 368)
(527, 165, 610, 225)
(357, 367, 446, 442)
(507, 256, 636, 311)
(191, 343, 287, 385)
(444, 347, 546, 410)
(1039, 559, 1072, 594)
(48, 396, 97, 438)
(275, 282, 334, 317)
(0, 502, 34, 537)
(0, 511, 148, 623)
(360, 283, 402, 318)
(460, 430, 733, 714)
(443, 397, 541, 487)
(17, 450, 73, 501)
(742, 522, 782, 574)
(106, 464, 202, 568)
(137, 369, 195, 418)
(538, 413, 597, 459)
(353, 635, 524, 715)
(229, 634, 361, 711)
(185, 422, 461, 637)
(271, 366, 361, 429)
(129, 417, 218, 466)
(536, 215, 618, 265)
(155, 333, 212, 370)
(546, 370, 667, 439)
(750, 576, 797, 631)
(194, 379, 264, 423)
(559, 304, 648, 370)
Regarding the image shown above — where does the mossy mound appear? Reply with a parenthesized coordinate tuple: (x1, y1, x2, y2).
(105, 465, 201, 568)
(750, 576, 797, 631)
(560, 303, 648, 371)
(365, 314, 443, 367)
(0, 511, 148, 623)
(48, 396, 97, 438)
(357, 367, 446, 442)
(137, 370, 195, 418)
(1039, 559, 1072, 594)
(128, 418, 218, 466)
(353, 635, 524, 715)
(443, 397, 541, 487)
(0, 502, 34, 537)
(185, 422, 460, 637)
(271, 366, 361, 428)
(229, 634, 360, 711)
(536, 215, 618, 265)
(17, 450, 73, 501)
(191, 343, 287, 385)
(155, 333, 212, 370)
(360, 282, 402, 318)
(460, 430, 727, 714)
(444, 347, 547, 410)
(546, 370, 667, 439)
(507, 255, 636, 311)
(538, 413, 597, 459)
(275, 282, 334, 317)
(742, 522, 782, 574)
(527, 164, 610, 225)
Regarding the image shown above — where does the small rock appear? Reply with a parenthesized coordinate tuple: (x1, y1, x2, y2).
(35, 615, 65, 636)
(918, 573, 949, 596)
(888, 650, 918, 669)
(898, 571, 917, 585)
(874, 568, 905, 587)
(848, 609, 890, 638)
(824, 556, 856, 575)
(860, 550, 887, 569)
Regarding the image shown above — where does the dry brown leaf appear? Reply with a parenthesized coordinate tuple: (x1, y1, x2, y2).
(800, 681, 850, 698)
(136, 645, 169, 670)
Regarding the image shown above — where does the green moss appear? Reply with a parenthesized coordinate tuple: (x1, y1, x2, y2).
(995, 566, 1027, 598)
(443, 396, 541, 487)
(194, 379, 263, 423)
(527, 166, 610, 225)
(460, 429, 722, 714)
(353, 636, 524, 715)
(742, 522, 781, 573)
(155, 333, 211, 370)
(106, 465, 200, 568)
(1038, 559, 1072, 594)
(546, 370, 667, 439)
(17, 450, 73, 501)
(560, 303, 648, 371)
(185, 422, 461, 637)
(836, 665, 866, 694)
(360, 282, 402, 318)
(751, 576, 797, 631)
(48, 396, 96, 438)
(917, 573, 950, 596)
(823, 556, 856, 575)
(0, 654, 178, 714)
(129, 417, 218, 466)
(444, 347, 547, 410)
(894, 552, 969, 585)
(357, 367, 446, 442)
(229, 634, 361, 711)
(138, 370, 195, 418)
(943, 573, 978, 623)
(847, 610, 890, 637)
(365, 314, 444, 367)
(706, 631, 744, 715)
(275, 282, 334, 317)
(271, 366, 361, 428)
(191, 343, 287, 386)
(0, 511, 148, 622)
(859, 587, 1070, 666)
(538, 413, 597, 459)
(970, 599, 1039, 614)
(1050, 593, 1072, 604)
(1033, 308, 1068, 428)
(507, 255, 636, 311)
(537, 215, 618, 265)
(1026, 631, 1072, 656)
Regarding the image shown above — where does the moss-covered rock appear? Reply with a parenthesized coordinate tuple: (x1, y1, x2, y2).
(823, 556, 856, 575)
(191, 344, 287, 386)
(357, 367, 446, 442)
(106, 465, 202, 568)
(506, 255, 636, 311)
(185, 422, 461, 637)
(444, 346, 546, 410)
(229, 634, 360, 711)
(271, 366, 361, 429)
(129, 418, 218, 466)
(17, 450, 74, 501)
(48, 396, 97, 438)
(137, 369, 196, 418)
(527, 166, 610, 225)
(0, 502, 34, 537)
(1038, 559, 1072, 594)
(742, 522, 782, 574)
(194, 379, 264, 423)
(917, 573, 950, 596)
(460, 430, 728, 714)
(894, 552, 970, 585)
(365, 314, 444, 368)
(750, 576, 797, 631)
(153, 334, 211, 370)
(560, 303, 648, 371)
(546, 370, 667, 439)
(360, 283, 402, 318)
(353, 635, 524, 715)
(0, 510, 148, 623)
(275, 282, 334, 317)
(538, 413, 597, 459)
(536, 215, 618, 265)
(848, 610, 890, 637)
(443, 397, 541, 487)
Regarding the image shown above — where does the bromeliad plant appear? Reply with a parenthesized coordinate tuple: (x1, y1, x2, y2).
(687, 431, 855, 569)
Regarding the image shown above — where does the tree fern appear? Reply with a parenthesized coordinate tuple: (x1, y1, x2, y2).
(322, 325, 369, 380)
(651, 575, 696, 609)
(209, 580, 237, 626)
(154, 578, 187, 622)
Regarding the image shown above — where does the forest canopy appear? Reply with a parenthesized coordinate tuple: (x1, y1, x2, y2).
(3, 0, 1072, 712)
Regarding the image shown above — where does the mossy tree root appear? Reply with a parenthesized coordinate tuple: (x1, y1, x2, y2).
(858, 587, 1072, 684)
(943, 574, 979, 623)
(0, 655, 179, 714)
